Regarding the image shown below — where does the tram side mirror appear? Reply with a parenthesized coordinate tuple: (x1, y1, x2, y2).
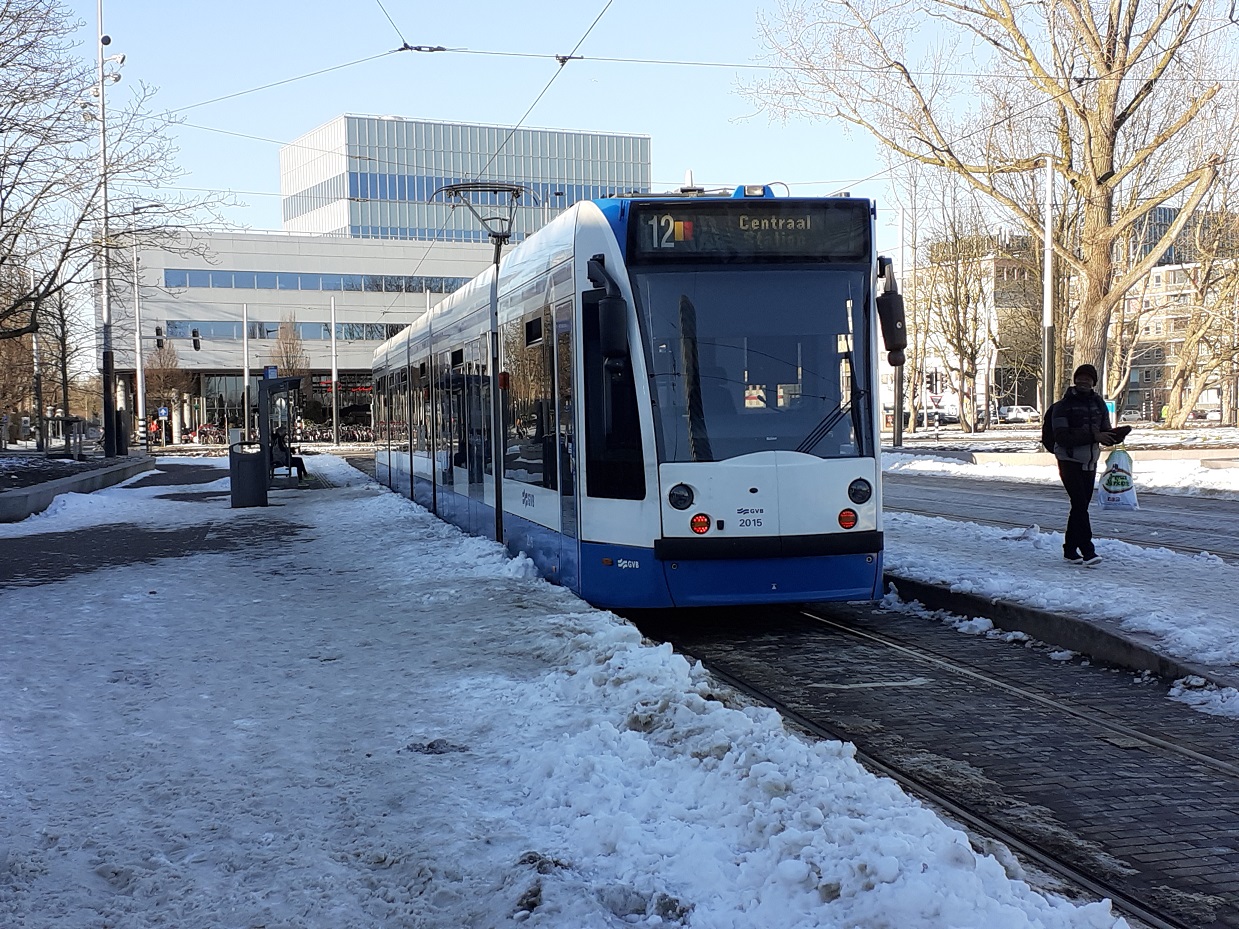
(877, 291, 906, 366)
(876, 257, 907, 367)
(588, 255, 630, 362)
(599, 293, 629, 362)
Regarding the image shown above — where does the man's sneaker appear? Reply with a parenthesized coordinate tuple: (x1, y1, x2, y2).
(1064, 553, 1084, 565)
(1081, 554, 1102, 567)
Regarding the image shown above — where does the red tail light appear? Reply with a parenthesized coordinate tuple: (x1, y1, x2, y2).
(690, 514, 711, 535)
(838, 509, 858, 529)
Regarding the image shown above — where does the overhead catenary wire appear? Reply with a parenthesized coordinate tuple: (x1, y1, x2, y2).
(372, 0, 409, 48)
(154, 5, 1239, 237)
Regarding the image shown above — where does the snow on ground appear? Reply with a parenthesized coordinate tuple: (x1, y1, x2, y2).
(880, 448, 1239, 718)
(885, 451, 1239, 500)
(0, 454, 1132, 928)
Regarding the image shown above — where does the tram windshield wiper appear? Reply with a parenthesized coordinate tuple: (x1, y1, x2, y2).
(795, 398, 852, 454)
(796, 331, 867, 456)
(678, 294, 714, 462)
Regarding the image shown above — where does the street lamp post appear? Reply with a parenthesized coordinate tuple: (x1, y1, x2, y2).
(436, 181, 523, 545)
(95, 1, 124, 457)
(129, 204, 157, 452)
(330, 295, 339, 445)
(1041, 155, 1056, 413)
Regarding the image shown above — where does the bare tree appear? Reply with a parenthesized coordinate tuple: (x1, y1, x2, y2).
(919, 184, 997, 432)
(0, 334, 33, 437)
(1105, 270, 1161, 404)
(749, 0, 1233, 373)
(1155, 206, 1239, 428)
(271, 312, 311, 386)
(39, 288, 88, 453)
(143, 340, 191, 440)
(1, 0, 230, 343)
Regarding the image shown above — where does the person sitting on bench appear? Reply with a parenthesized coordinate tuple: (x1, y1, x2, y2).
(271, 427, 307, 481)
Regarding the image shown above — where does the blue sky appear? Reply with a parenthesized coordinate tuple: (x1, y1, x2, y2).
(68, 0, 891, 238)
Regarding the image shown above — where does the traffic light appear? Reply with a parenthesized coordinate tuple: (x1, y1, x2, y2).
(155, 325, 164, 349)
(191, 328, 201, 351)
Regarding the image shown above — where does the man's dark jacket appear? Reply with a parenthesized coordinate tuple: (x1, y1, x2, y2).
(1042, 387, 1112, 470)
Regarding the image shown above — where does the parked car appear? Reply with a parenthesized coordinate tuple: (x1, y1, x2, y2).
(998, 405, 1040, 423)
(915, 409, 960, 426)
(1189, 409, 1222, 422)
(1119, 410, 1143, 423)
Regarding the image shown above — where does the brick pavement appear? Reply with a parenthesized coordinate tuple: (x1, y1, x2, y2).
(0, 463, 307, 589)
(663, 607, 1239, 928)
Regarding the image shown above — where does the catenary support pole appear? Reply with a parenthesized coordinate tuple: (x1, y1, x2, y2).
(97, 0, 117, 457)
(1042, 156, 1056, 413)
(132, 234, 147, 451)
(31, 270, 44, 453)
(242, 303, 250, 440)
(489, 237, 504, 544)
(331, 295, 339, 445)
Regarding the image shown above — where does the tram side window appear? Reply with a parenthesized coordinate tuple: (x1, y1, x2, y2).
(392, 368, 409, 449)
(502, 310, 555, 488)
(412, 358, 430, 455)
(375, 374, 389, 443)
(582, 287, 645, 499)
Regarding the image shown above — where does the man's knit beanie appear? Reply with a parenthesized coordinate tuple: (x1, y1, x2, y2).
(1073, 364, 1098, 386)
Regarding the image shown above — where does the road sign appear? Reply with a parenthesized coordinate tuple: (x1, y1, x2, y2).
(263, 365, 278, 379)
(158, 406, 169, 420)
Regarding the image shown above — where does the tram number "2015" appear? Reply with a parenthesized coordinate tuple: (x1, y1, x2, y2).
(739, 517, 763, 527)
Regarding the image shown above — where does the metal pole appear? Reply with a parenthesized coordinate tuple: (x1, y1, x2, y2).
(31, 269, 44, 453)
(330, 295, 339, 444)
(131, 228, 147, 452)
(1042, 156, 1056, 413)
(242, 302, 250, 440)
(97, 0, 117, 457)
(893, 206, 906, 447)
(489, 236, 504, 544)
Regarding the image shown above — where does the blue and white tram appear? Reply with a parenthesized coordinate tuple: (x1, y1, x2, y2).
(373, 185, 907, 609)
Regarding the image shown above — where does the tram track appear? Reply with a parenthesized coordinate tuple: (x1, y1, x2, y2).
(800, 607, 1239, 783)
(641, 604, 1239, 929)
(698, 660, 1191, 929)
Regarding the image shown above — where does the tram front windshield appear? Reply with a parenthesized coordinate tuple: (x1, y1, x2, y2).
(630, 266, 873, 463)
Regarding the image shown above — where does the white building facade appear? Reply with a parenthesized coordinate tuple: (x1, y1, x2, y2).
(280, 114, 651, 242)
(100, 116, 652, 440)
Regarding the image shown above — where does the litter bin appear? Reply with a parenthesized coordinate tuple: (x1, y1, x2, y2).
(229, 441, 268, 508)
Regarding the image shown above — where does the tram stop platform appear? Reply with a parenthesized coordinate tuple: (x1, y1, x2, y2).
(2, 447, 1238, 702)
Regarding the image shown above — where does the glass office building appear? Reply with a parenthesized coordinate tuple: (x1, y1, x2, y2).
(280, 115, 652, 241)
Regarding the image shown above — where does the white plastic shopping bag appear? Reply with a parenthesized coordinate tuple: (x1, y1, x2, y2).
(1097, 447, 1139, 510)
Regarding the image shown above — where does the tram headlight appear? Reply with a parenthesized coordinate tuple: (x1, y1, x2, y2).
(847, 478, 873, 504)
(838, 509, 858, 529)
(690, 513, 711, 535)
(668, 483, 694, 510)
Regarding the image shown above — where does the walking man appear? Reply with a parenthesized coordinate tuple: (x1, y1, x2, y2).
(1043, 364, 1131, 565)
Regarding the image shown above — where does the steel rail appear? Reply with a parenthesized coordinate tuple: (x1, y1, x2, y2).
(801, 607, 1239, 781)
(692, 654, 1194, 929)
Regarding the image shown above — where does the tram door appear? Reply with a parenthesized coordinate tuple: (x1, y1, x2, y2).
(466, 337, 489, 533)
(555, 297, 580, 588)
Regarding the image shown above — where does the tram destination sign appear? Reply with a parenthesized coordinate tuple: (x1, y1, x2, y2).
(628, 199, 870, 262)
